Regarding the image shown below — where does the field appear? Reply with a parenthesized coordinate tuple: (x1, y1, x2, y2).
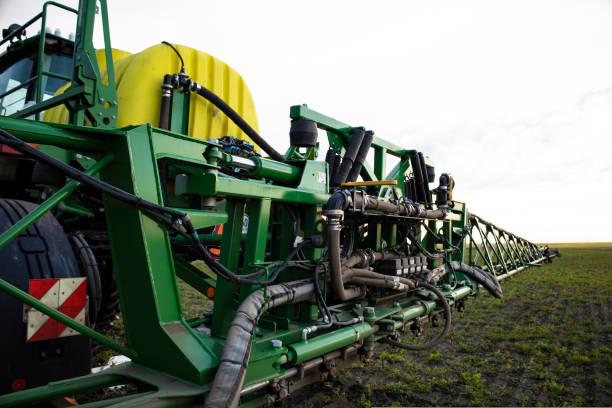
(93, 244, 611, 406)
(285, 243, 612, 407)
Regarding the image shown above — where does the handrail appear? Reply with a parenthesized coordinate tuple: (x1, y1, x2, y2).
(0, 2, 78, 119)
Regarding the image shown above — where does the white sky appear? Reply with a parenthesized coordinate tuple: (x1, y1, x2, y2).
(1, 0, 611, 242)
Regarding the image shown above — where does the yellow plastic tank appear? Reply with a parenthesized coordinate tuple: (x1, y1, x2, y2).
(44, 44, 259, 145)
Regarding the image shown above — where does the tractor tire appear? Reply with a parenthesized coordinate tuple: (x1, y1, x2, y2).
(0, 199, 91, 395)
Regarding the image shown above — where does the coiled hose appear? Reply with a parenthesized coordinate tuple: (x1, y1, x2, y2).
(205, 280, 315, 408)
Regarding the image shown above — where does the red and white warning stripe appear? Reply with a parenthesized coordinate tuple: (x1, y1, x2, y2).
(27, 277, 87, 342)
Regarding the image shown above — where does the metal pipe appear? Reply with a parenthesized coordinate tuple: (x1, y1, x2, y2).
(249, 157, 301, 184)
(288, 323, 375, 364)
(239, 344, 361, 397)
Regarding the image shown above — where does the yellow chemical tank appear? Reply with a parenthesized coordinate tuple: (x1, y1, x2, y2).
(44, 44, 259, 145)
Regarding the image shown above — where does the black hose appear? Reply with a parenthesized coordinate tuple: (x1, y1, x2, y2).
(346, 130, 373, 182)
(409, 151, 426, 203)
(332, 127, 365, 187)
(325, 148, 338, 183)
(189, 82, 285, 162)
(161, 41, 185, 74)
(418, 152, 431, 207)
(158, 74, 174, 130)
(381, 282, 451, 351)
(0, 128, 303, 286)
(446, 261, 502, 298)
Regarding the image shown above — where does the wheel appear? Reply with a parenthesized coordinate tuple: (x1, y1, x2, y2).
(0, 199, 91, 394)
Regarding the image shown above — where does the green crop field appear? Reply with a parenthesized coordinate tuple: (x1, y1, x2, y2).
(286, 243, 612, 407)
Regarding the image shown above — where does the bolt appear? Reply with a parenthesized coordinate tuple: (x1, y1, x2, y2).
(270, 339, 282, 348)
(111, 115, 116, 119)
(112, 100, 118, 105)
(393, 301, 400, 308)
(98, 112, 102, 116)
(98, 97, 104, 103)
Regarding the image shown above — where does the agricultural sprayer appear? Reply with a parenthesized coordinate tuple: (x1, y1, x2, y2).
(0, 1, 558, 406)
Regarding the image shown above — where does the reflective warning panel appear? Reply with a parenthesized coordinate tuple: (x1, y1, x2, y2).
(27, 278, 87, 342)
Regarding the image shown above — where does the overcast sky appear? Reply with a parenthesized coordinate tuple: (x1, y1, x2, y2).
(1, 0, 611, 242)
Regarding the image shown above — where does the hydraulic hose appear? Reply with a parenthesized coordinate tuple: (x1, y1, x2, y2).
(0, 128, 301, 287)
(381, 281, 451, 351)
(346, 130, 374, 182)
(409, 151, 427, 203)
(442, 261, 503, 298)
(363, 196, 446, 219)
(205, 279, 315, 408)
(158, 74, 174, 130)
(345, 268, 415, 290)
(418, 152, 431, 207)
(327, 220, 363, 301)
(187, 80, 286, 162)
(332, 127, 365, 187)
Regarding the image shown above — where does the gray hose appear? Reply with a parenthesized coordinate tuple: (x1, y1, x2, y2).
(363, 196, 446, 219)
(328, 223, 363, 301)
(205, 280, 315, 408)
(344, 268, 415, 289)
(443, 261, 502, 298)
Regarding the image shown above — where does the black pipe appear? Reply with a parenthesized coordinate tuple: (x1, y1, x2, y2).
(346, 130, 374, 182)
(332, 127, 365, 187)
(158, 74, 174, 130)
(409, 151, 426, 203)
(189, 82, 286, 162)
(418, 152, 431, 207)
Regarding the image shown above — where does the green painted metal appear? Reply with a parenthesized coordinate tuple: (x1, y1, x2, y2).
(289, 323, 375, 364)
(250, 157, 301, 184)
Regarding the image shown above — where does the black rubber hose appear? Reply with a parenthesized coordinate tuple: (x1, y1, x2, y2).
(189, 82, 285, 162)
(332, 127, 365, 187)
(0, 129, 185, 220)
(0, 128, 300, 286)
(331, 152, 341, 184)
(381, 282, 451, 351)
(409, 151, 426, 203)
(346, 130, 374, 182)
(158, 74, 174, 130)
(161, 41, 185, 74)
(418, 152, 431, 207)
(446, 261, 502, 298)
(325, 148, 338, 184)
